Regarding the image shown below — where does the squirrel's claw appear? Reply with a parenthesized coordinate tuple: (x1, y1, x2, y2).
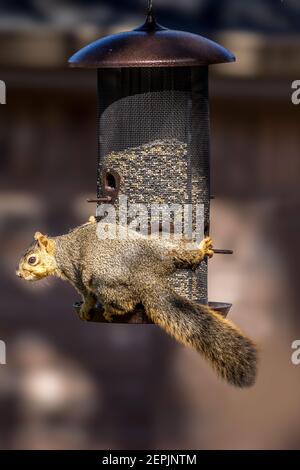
(79, 307, 92, 321)
(79, 300, 95, 321)
(199, 236, 214, 259)
(103, 309, 114, 323)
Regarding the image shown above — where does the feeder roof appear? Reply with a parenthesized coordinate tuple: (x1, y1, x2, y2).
(69, 13, 235, 69)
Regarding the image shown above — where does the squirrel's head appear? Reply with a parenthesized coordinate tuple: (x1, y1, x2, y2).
(16, 232, 57, 281)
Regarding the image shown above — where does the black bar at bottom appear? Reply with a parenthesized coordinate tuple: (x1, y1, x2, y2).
(0, 450, 294, 467)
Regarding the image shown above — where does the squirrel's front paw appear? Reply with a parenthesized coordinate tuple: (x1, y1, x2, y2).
(79, 305, 92, 322)
(199, 236, 214, 259)
(103, 312, 113, 323)
(103, 308, 114, 323)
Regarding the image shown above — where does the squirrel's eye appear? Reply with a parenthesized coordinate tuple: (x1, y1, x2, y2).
(28, 256, 37, 265)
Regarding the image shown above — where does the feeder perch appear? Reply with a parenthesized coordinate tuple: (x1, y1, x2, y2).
(69, 2, 235, 323)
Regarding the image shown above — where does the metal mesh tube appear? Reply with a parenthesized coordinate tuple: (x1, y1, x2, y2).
(97, 66, 210, 303)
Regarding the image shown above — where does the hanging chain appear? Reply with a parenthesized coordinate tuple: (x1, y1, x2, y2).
(148, 0, 153, 13)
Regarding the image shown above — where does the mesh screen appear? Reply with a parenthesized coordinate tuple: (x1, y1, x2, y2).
(97, 67, 210, 303)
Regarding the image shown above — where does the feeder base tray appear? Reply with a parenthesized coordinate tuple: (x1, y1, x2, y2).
(73, 301, 232, 323)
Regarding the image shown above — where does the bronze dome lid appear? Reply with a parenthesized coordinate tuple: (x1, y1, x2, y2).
(68, 12, 235, 69)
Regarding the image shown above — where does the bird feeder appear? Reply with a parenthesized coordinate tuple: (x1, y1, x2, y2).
(69, 2, 235, 323)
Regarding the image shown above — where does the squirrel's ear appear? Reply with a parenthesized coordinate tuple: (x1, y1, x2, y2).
(34, 232, 43, 241)
(34, 232, 55, 254)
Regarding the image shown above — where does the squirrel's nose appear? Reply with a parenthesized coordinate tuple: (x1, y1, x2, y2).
(16, 270, 22, 278)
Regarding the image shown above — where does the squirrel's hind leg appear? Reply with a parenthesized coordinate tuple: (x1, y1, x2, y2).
(102, 303, 136, 322)
(169, 236, 214, 270)
(92, 283, 138, 322)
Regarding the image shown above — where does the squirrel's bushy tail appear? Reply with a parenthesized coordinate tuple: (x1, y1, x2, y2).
(143, 288, 257, 387)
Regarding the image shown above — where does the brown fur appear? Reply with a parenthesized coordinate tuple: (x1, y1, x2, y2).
(17, 220, 257, 388)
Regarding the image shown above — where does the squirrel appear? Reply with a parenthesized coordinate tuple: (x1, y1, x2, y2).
(16, 216, 257, 388)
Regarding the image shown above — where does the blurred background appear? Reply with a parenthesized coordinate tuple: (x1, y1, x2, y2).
(0, 0, 300, 450)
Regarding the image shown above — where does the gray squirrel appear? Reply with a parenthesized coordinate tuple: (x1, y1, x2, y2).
(17, 217, 257, 388)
